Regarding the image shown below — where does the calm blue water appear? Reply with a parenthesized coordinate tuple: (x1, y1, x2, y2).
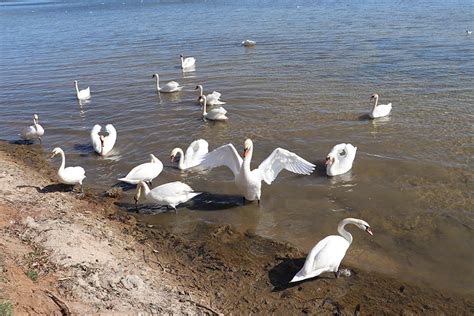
(1, 0, 473, 294)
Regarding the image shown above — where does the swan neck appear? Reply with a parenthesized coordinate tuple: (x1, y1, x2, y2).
(337, 218, 354, 244)
(373, 96, 379, 107)
(140, 181, 151, 197)
(59, 150, 66, 171)
(243, 147, 253, 171)
(75, 82, 80, 94)
(154, 75, 160, 91)
(199, 85, 203, 96)
(202, 98, 207, 115)
(178, 148, 185, 169)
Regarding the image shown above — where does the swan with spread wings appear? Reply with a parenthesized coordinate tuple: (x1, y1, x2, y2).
(199, 139, 315, 203)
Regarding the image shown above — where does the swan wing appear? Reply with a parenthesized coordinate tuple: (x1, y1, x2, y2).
(257, 148, 315, 185)
(20, 126, 36, 139)
(90, 124, 102, 153)
(104, 124, 117, 152)
(210, 91, 221, 99)
(210, 107, 227, 115)
(185, 139, 209, 165)
(63, 166, 86, 181)
(198, 144, 242, 177)
(119, 161, 163, 184)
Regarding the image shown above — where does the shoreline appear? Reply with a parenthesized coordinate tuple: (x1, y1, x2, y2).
(0, 141, 472, 314)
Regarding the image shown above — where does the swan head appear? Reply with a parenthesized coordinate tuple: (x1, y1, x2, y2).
(50, 147, 62, 159)
(199, 95, 206, 106)
(170, 148, 180, 162)
(134, 182, 144, 205)
(370, 93, 379, 100)
(325, 152, 336, 165)
(74, 80, 78, 85)
(179, 54, 184, 58)
(152, 73, 158, 79)
(33, 114, 39, 122)
(195, 85, 202, 90)
(243, 139, 253, 158)
(354, 219, 373, 236)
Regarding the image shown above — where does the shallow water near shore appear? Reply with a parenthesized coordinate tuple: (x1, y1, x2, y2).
(0, 0, 473, 295)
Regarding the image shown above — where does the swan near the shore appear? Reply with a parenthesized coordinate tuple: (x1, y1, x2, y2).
(74, 80, 91, 101)
(195, 85, 225, 106)
(200, 95, 228, 121)
(290, 218, 373, 283)
(118, 154, 163, 185)
(50, 147, 86, 193)
(170, 139, 209, 170)
(19, 114, 44, 143)
(152, 73, 183, 93)
(91, 124, 117, 156)
(325, 143, 357, 176)
(199, 139, 315, 202)
(134, 181, 201, 211)
(369, 93, 392, 119)
(180, 53, 196, 70)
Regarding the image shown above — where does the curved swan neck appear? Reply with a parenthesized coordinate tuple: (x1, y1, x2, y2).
(180, 56, 184, 65)
(154, 75, 160, 91)
(198, 85, 203, 96)
(139, 181, 151, 197)
(243, 146, 253, 171)
(75, 82, 80, 94)
(373, 95, 379, 107)
(177, 148, 185, 169)
(58, 149, 66, 171)
(337, 218, 354, 244)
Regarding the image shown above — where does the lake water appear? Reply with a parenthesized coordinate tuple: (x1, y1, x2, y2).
(1, 0, 473, 295)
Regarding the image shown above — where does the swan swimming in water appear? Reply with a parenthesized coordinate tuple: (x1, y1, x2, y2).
(19, 114, 44, 143)
(91, 124, 117, 156)
(50, 147, 86, 193)
(74, 80, 91, 101)
(118, 154, 163, 185)
(325, 143, 357, 176)
(199, 139, 315, 202)
(290, 218, 373, 283)
(241, 40, 256, 47)
(152, 73, 183, 93)
(170, 139, 209, 170)
(195, 85, 225, 106)
(200, 95, 228, 121)
(180, 53, 196, 70)
(134, 181, 201, 212)
(369, 93, 392, 119)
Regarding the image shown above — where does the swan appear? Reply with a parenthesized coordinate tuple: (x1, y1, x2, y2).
(170, 139, 209, 170)
(241, 40, 256, 47)
(325, 143, 357, 176)
(74, 80, 91, 100)
(50, 147, 86, 193)
(369, 93, 392, 119)
(195, 85, 225, 106)
(467, 29, 472, 35)
(134, 181, 201, 211)
(199, 139, 315, 202)
(200, 95, 228, 121)
(152, 73, 182, 93)
(91, 124, 117, 156)
(180, 53, 196, 70)
(19, 114, 44, 143)
(290, 218, 373, 283)
(118, 154, 163, 185)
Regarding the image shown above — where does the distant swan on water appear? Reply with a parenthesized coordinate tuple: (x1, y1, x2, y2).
(74, 80, 91, 100)
(241, 40, 256, 47)
(180, 53, 196, 70)
(19, 114, 44, 143)
(369, 93, 392, 119)
(290, 218, 373, 283)
(325, 143, 357, 176)
(195, 85, 225, 106)
(152, 73, 182, 93)
(200, 95, 228, 121)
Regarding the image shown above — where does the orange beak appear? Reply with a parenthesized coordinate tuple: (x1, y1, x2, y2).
(366, 227, 373, 236)
(324, 157, 330, 165)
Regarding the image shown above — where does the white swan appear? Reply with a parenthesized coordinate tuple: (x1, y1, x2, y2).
(118, 154, 163, 185)
(152, 73, 182, 93)
(199, 139, 315, 202)
(369, 93, 392, 119)
(180, 53, 196, 70)
(467, 30, 472, 35)
(74, 80, 91, 100)
(91, 124, 117, 156)
(200, 95, 228, 121)
(134, 181, 201, 211)
(170, 139, 209, 170)
(195, 85, 225, 106)
(50, 147, 86, 193)
(19, 114, 44, 143)
(325, 143, 357, 176)
(241, 40, 256, 47)
(290, 218, 373, 283)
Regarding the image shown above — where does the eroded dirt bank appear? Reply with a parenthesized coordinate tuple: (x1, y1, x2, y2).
(0, 141, 473, 315)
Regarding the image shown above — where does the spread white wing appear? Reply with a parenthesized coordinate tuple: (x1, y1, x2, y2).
(198, 143, 243, 177)
(257, 148, 315, 185)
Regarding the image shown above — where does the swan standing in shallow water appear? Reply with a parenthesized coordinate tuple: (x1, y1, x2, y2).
(199, 139, 315, 203)
(180, 54, 196, 70)
(74, 80, 91, 101)
(134, 181, 201, 211)
(118, 154, 163, 185)
(195, 85, 225, 106)
(200, 95, 228, 121)
(91, 124, 117, 156)
(170, 139, 209, 170)
(152, 73, 182, 93)
(290, 218, 373, 283)
(19, 114, 44, 143)
(369, 93, 392, 119)
(50, 147, 86, 193)
(325, 143, 357, 176)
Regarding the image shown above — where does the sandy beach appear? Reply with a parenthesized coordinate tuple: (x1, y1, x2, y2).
(0, 141, 472, 315)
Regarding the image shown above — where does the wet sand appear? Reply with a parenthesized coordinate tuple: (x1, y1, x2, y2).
(0, 140, 473, 314)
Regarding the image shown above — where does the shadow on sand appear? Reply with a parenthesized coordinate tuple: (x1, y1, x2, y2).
(17, 184, 76, 193)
